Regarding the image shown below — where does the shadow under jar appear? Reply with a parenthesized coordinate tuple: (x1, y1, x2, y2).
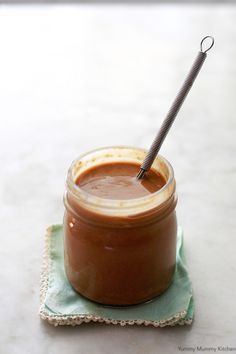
(63, 146, 177, 306)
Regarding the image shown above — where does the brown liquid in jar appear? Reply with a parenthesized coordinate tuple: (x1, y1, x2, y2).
(64, 159, 177, 306)
(76, 162, 166, 199)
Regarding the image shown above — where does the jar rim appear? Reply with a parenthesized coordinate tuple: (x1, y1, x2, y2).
(66, 146, 175, 213)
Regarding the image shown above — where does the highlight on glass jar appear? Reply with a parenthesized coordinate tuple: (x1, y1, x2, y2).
(63, 146, 177, 306)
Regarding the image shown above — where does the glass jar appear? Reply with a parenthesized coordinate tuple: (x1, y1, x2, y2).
(63, 146, 177, 306)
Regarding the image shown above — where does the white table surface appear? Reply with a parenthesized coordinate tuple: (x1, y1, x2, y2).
(0, 3, 236, 354)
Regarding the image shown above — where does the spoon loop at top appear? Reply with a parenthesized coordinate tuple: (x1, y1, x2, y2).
(200, 36, 214, 53)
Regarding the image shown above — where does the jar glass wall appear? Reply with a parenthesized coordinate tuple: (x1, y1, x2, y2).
(63, 146, 177, 305)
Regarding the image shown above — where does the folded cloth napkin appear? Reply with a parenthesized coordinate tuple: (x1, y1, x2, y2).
(39, 225, 194, 327)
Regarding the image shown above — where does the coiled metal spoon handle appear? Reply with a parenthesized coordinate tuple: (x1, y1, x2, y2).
(137, 36, 214, 180)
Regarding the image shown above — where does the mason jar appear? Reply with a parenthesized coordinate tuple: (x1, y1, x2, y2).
(63, 146, 177, 306)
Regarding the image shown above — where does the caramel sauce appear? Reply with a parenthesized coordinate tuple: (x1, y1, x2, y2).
(64, 160, 177, 305)
(76, 162, 166, 199)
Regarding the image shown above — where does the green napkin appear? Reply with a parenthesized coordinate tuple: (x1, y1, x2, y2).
(39, 225, 194, 327)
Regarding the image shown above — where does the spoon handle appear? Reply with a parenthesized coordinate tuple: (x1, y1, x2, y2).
(137, 36, 214, 180)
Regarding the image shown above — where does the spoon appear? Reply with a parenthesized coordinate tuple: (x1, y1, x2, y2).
(137, 36, 214, 180)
